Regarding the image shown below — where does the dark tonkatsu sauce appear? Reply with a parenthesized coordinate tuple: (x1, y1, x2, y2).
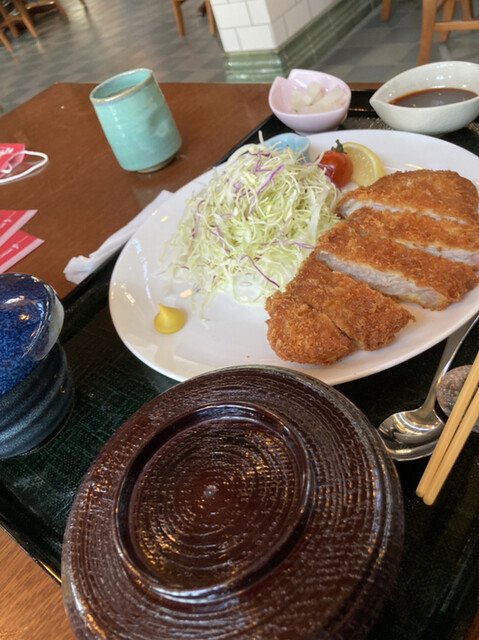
(390, 87, 477, 108)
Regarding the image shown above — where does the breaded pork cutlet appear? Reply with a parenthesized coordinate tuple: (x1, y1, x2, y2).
(265, 291, 355, 365)
(284, 255, 413, 350)
(314, 223, 478, 310)
(338, 170, 479, 225)
(347, 207, 479, 269)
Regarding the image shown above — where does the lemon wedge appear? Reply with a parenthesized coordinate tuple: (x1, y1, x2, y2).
(154, 304, 186, 334)
(342, 142, 386, 186)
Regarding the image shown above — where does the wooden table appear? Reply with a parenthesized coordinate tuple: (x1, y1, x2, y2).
(0, 81, 271, 640)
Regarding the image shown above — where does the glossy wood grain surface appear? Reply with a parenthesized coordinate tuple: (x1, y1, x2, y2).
(0, 81, 271, 640)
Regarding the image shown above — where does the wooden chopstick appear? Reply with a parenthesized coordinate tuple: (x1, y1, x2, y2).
(421, 389, 479, 505)
(416, 351, 479, 505)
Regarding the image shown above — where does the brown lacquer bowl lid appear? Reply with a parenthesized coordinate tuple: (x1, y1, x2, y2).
(61, 366, 404, 640)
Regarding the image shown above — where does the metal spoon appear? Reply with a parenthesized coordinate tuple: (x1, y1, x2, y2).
(378, 314, 478, 461)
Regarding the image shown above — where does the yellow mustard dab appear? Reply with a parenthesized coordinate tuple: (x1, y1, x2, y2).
(154, 304, 186, 334)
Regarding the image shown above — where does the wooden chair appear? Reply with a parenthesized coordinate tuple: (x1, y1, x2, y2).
(0, 0, 38, 51)
(381, 0, 392, 21)
(171, 0, 215, 37)
(17, 0, 86, 21)
(381, 0, 479, 65)
(21, 0, 68, 19)
(418, 0, 479, 64)
(0, 28, 13, 51)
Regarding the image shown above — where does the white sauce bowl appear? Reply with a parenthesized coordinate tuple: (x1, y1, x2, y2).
(370, 61, 479, 136)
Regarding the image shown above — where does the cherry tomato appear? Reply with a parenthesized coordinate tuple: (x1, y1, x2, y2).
(316, 140, 353, 188)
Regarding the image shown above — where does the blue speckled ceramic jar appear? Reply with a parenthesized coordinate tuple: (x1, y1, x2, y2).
(0, 274, 74, 458)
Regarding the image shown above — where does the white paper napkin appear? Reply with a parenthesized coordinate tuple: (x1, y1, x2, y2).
(64, 190, 173, 284)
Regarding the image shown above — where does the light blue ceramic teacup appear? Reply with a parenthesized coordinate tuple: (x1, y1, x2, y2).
(90, 69, 182, 173)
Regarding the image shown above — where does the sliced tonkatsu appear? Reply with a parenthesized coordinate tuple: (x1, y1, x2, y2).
(284, 255, 413, 351)
(347, 207, 479, 269)
(314, 222, 478, 310)
(265, 291, 355, 365)
(337, 169, 479, 226)
(264, 168, 479, 368)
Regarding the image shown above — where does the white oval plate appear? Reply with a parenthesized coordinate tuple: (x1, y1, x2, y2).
(109, 130, 479, 385)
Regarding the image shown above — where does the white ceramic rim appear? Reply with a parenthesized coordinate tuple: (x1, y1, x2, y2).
(371, 60, 479, 106)
(90, 68, 154, 103)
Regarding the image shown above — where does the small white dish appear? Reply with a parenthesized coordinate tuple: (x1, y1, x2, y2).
(370, 61, 479, 136)
(268, 69, 351, 134)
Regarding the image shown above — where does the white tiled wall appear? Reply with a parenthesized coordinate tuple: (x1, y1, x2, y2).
(210, 0, 335, 53)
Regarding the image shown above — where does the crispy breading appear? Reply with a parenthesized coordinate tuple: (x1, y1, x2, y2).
(265, 291, 355, 365)
(347, 206, 479, 268)
(314, 223, 478, 310)
(338, 170, 479, 225)
(285, 255, 414, 350)
(264, 169, 479, 367)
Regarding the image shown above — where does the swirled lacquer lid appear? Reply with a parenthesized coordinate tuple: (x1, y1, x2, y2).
(62, 366, 404, 640)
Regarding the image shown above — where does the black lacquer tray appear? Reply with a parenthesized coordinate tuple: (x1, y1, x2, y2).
(0, 91, 478, 640)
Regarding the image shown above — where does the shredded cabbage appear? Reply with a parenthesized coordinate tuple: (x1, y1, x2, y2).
(161, 138, 339, 307)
